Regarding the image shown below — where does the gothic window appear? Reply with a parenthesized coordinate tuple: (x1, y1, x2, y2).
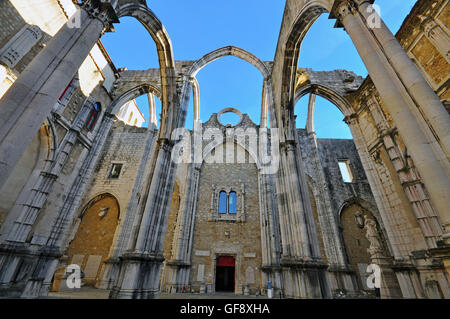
(228, 191, 237, 214)
(108, 163, 123, 179)
(211, 185, 245, 222)
(338, 160, 353, 183)
(58, 78, 76, 105)
(218, 191, 227, 214)
(85, 102, 101, 131)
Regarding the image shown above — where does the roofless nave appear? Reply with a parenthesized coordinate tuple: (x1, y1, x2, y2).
(0, 0, 448, 299)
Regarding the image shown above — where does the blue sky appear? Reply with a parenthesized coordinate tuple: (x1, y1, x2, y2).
(101, 0, 416, 138)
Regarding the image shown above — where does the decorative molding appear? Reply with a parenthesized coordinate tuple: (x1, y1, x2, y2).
(0, 25, 42, 69)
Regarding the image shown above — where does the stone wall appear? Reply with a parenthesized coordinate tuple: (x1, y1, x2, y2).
(190, 159, 262, 294)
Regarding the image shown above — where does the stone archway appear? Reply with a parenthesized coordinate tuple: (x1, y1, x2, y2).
(178, 46, 275, 129)
(339, 203, 381, 293)
(64, 193, 120, 287)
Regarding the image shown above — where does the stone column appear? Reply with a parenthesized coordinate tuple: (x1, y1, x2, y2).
(147, 93, 158, 129)
(336, 1, 450, 244)
(258, 168, 283, 296)
(260, 81, 268, 128)
(4, 98, 94, 244)
(306, 93, 316, 134)
(162, 164, 201, 293)
(98, 127, 158, 290)
(111, 139, 178, 299)
(15, 111, 116, 298)
(275, 138, 330, 298)
(354, 0, 450, 157)
(191, 77, 200, 123)
(0, 0, 118, 191)
(421, 18, 450, 61)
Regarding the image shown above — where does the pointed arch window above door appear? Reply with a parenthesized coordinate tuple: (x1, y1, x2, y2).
(218, 191, 227, 214)
(228, 191, 237, 214)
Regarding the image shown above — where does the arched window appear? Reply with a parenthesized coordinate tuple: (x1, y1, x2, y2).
(85, 102, 101, 131)
(228, 192, 237, 214)
(218, 191, 227, 214)
(58, 77, 77, 105)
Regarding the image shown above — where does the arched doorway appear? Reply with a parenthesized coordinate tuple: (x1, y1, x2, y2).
(65, 193, 120, 287)
(215, 256, 235, 292)
(340, 203, 382, 293)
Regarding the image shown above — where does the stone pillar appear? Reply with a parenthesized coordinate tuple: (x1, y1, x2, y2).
(0, 0, 118, 191)
(147, 93, 158, 129)
(275, 139, 330, 298)
(335, 1, 450, 245)
(161, 163, 201, 293)
(111, 139, 178, 299)
(260, 81, 268, 128)
(421, 18, 450, 61)
(14, 113, 116, 298)
(191, 77, 200, 123)
(4, 98, 94, 244)
(306, 93, 316, 134)
(98, 126, 158, 290)
(365, 96, 443, 248)
(355, 0, 450, 157)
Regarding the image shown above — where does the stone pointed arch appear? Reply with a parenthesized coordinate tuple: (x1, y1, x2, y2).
(295, 83, 354, 118)
(108, 83, 161, 116)
(275, 2, 329, 136)
(279, 3, 329, 110)
(196, 139, 262, 171)
(179, 46, 274, 128)
(188, 46, 270, 79)
(116, 2, 175, 69)
(116, 1, 178, 138)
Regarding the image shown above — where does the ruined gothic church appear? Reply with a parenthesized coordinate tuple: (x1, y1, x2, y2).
(0, 0, 448, 299)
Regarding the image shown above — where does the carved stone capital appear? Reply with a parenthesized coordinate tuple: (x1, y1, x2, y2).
(421, 18, 438, 37)
(349, 0, 374, 9)
(334, 1, 354, 21)
(280, 140, 297, 153)
(158, 138, 174, 152)
(80, 0, 119, 31)
(343, 114, 358, 126)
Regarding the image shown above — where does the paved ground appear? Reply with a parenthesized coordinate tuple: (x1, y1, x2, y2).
(46, 287, 269, 299)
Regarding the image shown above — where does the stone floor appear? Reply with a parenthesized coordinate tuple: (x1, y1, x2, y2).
(45, 287, 269, 299)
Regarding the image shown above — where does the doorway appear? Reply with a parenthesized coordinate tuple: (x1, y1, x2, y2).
(215, 256, 235, 292)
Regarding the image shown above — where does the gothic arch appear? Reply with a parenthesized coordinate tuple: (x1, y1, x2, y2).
(108, 83, 161, 118)
(187, 46, 270, 79)
(116, 2, 175, 70)
(337, 197, 395, 257)
(0, 121, 54, 240)
(179, 46, 274, 128)
(337, 197, 381, 223)
(197, 139, 261, 171)
(78, 192, 121, 220)
(63, 192, 120, 287)
(116, 2, 177, 138)
(294, 83, 354, 117)
(279, 3, 329, 120)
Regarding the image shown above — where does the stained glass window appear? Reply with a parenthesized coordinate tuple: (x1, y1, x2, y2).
(228, 191, 237, 214)
(218, 191, 227, 214)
